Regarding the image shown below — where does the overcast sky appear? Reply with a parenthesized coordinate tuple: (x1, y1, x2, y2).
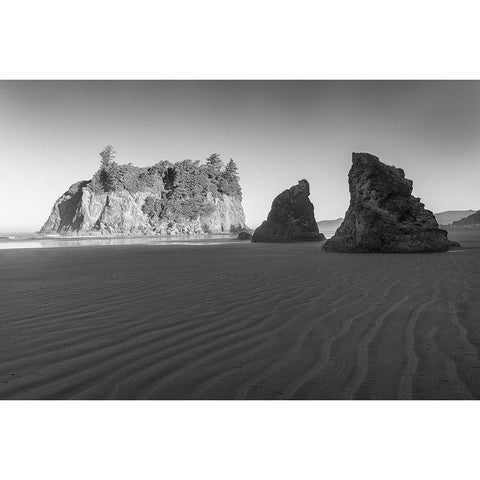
(1, 80, 479, 232)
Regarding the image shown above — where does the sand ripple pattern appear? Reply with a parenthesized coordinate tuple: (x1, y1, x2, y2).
(1, 238, 480, 399)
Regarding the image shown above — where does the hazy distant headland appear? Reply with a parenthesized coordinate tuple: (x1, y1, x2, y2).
(316, 217, 344, 236)
(448, 210, 480, 229)
(434, 210, 476, 226)
(40, 146, 247, 236)
(317, 211, 478, 235)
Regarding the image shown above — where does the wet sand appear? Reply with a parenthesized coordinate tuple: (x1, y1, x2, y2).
(1, 229, 479, 399)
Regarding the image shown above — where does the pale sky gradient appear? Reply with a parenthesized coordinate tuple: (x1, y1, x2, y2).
(1, 80, 479, 232)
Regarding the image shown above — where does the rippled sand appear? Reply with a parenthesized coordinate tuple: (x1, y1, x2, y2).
(0, 230, 479, 399)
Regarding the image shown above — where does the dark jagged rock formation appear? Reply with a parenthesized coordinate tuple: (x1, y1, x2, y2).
(451, 210, 480, 228)
(40, 148, 247, 236)
(252, 179, 325, 243)
(236, 231, 253, 240)
(323, 153, 456, 253)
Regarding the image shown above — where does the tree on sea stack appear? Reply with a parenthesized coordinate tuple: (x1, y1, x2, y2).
(98, 145, 120, 192)
(100, 145, 116, 168)
(218, 159, 242, 198)
(206, 153, 223, 177)
(224, 159, 239, 181)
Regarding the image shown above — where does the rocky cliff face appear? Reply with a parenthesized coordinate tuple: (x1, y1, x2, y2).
(252, 179, 325, 242)
(40, 153, 247, 235)
(323, 153, 456, 253)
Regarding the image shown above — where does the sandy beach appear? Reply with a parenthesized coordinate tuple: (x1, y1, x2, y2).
(0, 230, 479, 400)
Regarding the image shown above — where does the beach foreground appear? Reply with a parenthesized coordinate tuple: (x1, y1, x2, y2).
(1, 230, 479, 400)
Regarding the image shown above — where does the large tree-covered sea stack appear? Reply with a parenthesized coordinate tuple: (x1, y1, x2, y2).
(252, 179, 325, 242)
(323, 152, 457, 253)
(40, 147, 247, 235)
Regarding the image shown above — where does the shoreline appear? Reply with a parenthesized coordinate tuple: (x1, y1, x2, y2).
(0, 229, 472, 251)
(0, 232, 253, 250)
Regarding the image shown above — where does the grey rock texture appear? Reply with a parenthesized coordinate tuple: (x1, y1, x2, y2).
(252, 179, 325, 243)
(40, 175, 246, 236)
(323, 153, 456, 253)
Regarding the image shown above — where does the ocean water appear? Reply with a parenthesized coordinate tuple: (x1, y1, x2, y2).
(0, 230, 335, 250)
(0, 233, 245, 250)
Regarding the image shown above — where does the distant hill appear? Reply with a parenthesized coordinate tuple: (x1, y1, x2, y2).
(451, 210, 480, 228)
(317, 217, 343, 233)
(434, 210, 477, 226)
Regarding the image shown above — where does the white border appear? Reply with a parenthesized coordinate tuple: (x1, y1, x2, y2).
(1, 1, 480, 479)
(1, 401, 479, 480)
(1, 0, 480, 79)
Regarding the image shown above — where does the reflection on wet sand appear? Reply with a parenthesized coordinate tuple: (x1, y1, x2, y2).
(0, 235, 245, 250)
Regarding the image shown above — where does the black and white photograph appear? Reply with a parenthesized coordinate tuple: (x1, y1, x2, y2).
(2, 79, 480, 401)
(1, 1, 479, 479)
(0, 81, 480, 400)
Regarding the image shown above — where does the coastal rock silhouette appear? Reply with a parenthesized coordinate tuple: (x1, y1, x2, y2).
(323, 152, 456, 253)
(252, 179, 325, 242)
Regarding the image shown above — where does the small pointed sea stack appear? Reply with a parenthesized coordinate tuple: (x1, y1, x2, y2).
(323, 152, 456, 253)
(252, 179, 325, 242)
